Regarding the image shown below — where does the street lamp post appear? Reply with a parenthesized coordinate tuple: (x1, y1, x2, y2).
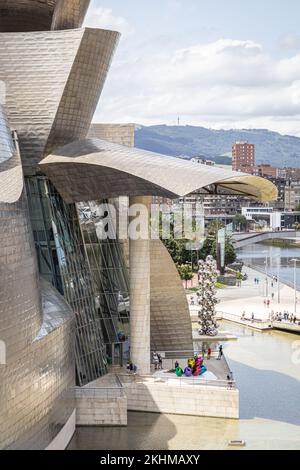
(290, 258, 299, 315)
(277, 257, 280, 304)
(265, 255, 269, 298)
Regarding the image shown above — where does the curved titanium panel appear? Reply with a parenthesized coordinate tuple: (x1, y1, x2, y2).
(0, 108, 24, 203)
(51, 0, 90, 30)
(0, 106, 41, 359)
(0, 279, 75, 450)
(0, 0, 56, 32)
(39, 138, 278, 203)
(150, 240, 193, 352)
(0, 28, 120, 175)
(0, 106, 75, 449)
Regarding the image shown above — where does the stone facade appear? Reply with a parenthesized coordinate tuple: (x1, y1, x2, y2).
(75, 389, 127, 426)
(122, 379, 239, 419)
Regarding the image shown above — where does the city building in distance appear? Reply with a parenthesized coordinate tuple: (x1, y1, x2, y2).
(232, 141, 255, 173)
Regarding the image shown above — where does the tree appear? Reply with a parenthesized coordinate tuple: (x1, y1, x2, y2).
(199, 236, 215, 261)
(199, 233, 236, 266)
(197, 256, 219, 336)
(206, 220, 224, 236)
(233, 214, 248, 232)
(177, 264, 194, 289)
(164, 238, 199, 268)
(224, 236, 237, 265)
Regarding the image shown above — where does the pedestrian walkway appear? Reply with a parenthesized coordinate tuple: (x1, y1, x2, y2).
(217, 266, 300, 321)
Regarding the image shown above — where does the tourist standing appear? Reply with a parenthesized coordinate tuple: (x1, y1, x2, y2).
(217, 345, 223, 360)
(158, 354, 163, 370)
(152, 352, 159, 370)
(207, 347, 211, 360)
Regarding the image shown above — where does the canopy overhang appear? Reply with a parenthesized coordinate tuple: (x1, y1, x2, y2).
(39, 138, 278, 203)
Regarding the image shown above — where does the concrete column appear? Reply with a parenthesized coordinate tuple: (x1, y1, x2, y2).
(129, 196, 151, 375)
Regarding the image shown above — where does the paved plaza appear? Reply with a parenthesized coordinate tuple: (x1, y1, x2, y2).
(216, 266, 300, 321)
(188, 266, 300, 321)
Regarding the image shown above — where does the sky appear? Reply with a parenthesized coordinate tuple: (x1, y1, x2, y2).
(84, 0, 300, 136)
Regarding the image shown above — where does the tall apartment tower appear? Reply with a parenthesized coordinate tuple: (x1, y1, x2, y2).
(232, 142, 255, 173)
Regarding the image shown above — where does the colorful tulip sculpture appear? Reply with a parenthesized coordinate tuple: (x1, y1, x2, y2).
(176, 356, 207, 378)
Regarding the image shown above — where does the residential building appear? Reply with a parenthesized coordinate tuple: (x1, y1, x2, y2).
(232, 142, 255, 172)
(284, 180, 300, 211)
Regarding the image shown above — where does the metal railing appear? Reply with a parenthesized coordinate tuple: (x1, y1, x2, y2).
(117, 373, 236, 389)
(217, 310, 272, 327)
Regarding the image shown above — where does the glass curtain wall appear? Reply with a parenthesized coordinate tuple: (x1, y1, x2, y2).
(25, 177, 108, 385)
(77, 201, 130, 366)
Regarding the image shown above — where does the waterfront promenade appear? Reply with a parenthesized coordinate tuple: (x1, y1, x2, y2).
(216, 266, 300, 328)
(188, 265, 300, 332)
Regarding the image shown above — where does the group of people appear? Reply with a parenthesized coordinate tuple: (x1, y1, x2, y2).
(271, 311, 299, 323)
(241, 311, 256, 322)
(263, 298, 271, 308)
(152, 352, 163, 370)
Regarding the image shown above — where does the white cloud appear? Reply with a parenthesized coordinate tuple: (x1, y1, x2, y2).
(84, 5, 133, 36)
(94, 37, 300, 136)
(280, 34, 300, 50)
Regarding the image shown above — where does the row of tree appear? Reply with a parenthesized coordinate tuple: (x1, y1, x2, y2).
(163, 220, 237, 285)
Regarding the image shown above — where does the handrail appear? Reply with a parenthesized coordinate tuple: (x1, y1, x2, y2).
(117, 373, 236, 389)
(217, 310, 272, 325)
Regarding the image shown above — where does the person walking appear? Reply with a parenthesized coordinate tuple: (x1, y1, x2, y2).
(217, 345, 223, 360)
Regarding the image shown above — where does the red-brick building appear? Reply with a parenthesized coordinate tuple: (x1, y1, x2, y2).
(232, 142, 255, 173)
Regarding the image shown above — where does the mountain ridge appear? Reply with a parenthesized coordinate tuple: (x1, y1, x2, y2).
(134, 125, 300, 168)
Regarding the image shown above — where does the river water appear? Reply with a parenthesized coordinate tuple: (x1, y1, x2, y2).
(69, 319, 300, 450)
(237, 242, 300, 289)
(68, 243, 300, 450)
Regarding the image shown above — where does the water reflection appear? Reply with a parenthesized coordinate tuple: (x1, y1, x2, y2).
(69, 321, 300, 450)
